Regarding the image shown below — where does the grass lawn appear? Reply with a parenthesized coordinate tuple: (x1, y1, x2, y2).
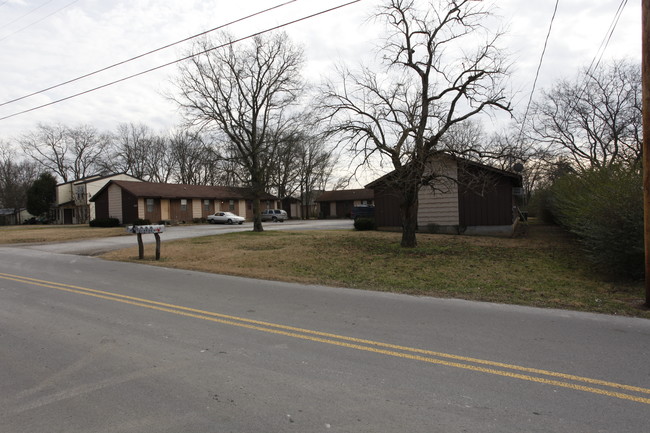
(99, 222, 649, 319)
(0, 225, 128, 244)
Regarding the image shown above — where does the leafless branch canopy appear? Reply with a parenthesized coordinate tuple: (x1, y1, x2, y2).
(317, 0, 511, 246)
(528, 59, 641, 171)
(319, 0, 510, 188)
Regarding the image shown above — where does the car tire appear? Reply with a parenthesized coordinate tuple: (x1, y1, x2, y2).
(238, 222, 243, 225)
(272, 216, 277, 222)
(227, 219, 233, 224)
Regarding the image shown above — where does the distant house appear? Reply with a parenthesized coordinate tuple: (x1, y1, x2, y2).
(55, 173, 142, 224)
(90, 180, 280, 224)
(0, 208, 33, 225)
(315, 188, 374, 219)
(366, 154, 522, 236)
(281, 196, 302, 219)
(280, 190, 323, 220)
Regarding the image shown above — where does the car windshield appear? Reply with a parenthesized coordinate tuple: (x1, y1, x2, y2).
(222, 212, 235, 216)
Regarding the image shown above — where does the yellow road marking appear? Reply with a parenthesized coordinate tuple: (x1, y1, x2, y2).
(2, 271, 649, 405)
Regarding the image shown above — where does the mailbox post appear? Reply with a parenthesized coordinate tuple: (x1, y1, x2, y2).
(126, 224, 165, 260)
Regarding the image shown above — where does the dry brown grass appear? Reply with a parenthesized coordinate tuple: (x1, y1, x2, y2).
(100, 224, 649, 318)
(0, 225, 128, 244)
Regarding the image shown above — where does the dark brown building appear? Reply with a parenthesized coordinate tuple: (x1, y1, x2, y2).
(315, 188, 374, 219)
(366, 155, 522, 235)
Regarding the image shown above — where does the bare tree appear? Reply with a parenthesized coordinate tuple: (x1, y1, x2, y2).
(66, 125, 111, 179)
(296, 133, 339, 219)
(20, 124, 108, 182)
(169, 130, 223, 185)
(0, 141, 38, 222)
(173, 32, 304, 231)
(319, 0, 510, 246)
(529, 59, 641, 170)
(268, 133, 301, 200)
(102, 123, 169, 181)
(19, 124, 68, 182)
(145, 135, 175, 183)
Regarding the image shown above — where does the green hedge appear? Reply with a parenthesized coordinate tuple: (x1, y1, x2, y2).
(547, 165, 643, 279)
(89, 217, 120, 227)
(354, 217, 376, 231)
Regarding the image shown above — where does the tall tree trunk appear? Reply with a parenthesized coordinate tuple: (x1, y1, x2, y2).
(400, 187, 419, 248)
(252, 197, 263, 232)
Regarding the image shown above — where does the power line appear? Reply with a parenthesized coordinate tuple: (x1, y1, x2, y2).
(517, 0, 629, 141)
(0, 0, 298, 107)
(566, 0, 629, 116)
(0, 0, 81, 43)
(0, 0, 363, 122)
(0, 0, 55, 30)
(516, 0, 559, 144)
(584, 0, 628, 79)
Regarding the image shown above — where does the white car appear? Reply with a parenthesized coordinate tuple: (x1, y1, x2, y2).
(207, 212, 245, 225)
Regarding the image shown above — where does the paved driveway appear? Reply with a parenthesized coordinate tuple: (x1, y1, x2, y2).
(16, 219, 353, 255)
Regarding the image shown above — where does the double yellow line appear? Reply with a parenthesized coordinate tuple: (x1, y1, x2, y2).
(2, 271, 649, 405)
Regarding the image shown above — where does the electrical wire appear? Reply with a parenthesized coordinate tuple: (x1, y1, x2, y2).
(0, 0, 55, 30)
(0, 0, 362, 122)
(564, 0, 629, 117)
(517, 0, 629, 143)
(0, 0, 297, 107)
(0, 0, 81, 43)
(583, 0, 628, 80)
(516, 0, 559, 144)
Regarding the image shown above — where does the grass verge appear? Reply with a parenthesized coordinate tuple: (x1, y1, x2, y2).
(0, 225, 127, 244)
(100, 223, 649, 319)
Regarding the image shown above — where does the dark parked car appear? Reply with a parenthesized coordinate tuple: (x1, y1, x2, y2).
(261, 209, 288, 222)
(350, 205, 374, 220)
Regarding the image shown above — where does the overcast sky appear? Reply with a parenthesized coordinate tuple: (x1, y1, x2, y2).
(0, 0, 641, 149)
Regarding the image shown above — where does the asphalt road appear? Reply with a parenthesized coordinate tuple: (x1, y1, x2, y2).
(1, 222, 649, 432)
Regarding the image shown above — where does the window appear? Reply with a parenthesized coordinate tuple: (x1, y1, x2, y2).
(229, 199, 235, 211)
(204, 200, 210, 212)
(180, 199, 187, 211)
(146, 199, 154, 213)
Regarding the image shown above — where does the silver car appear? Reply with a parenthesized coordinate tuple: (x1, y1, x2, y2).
(260, 209, 288, 222)
(207, 212, 245, 225)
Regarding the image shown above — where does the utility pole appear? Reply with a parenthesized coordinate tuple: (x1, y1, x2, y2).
(641, 0, 650, 307)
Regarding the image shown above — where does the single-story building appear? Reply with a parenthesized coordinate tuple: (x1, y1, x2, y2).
(315, 188, 374, 219)
(55, 173, 142, 224)
(281, 190, 323, 220)
(366, 154, 523, 236)
(90, 180, 279, 224)
(0, 208, 34, 225)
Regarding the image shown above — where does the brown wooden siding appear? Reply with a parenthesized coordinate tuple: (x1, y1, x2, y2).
(169, 199, 193, 223)
(458, 172, 514, 226)
(336, 201, 354, 218)
(200, 199, 214, 218)
(373, 185, 403, 227)
(121, 190, 140, 224)
(143, 198, 162, 223)
(94, 191, 109, 220)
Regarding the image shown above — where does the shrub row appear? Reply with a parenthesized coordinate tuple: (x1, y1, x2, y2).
(354, 217, 376, 231)
(534, 164, 643, 279)
(89, 217, 120, 227)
